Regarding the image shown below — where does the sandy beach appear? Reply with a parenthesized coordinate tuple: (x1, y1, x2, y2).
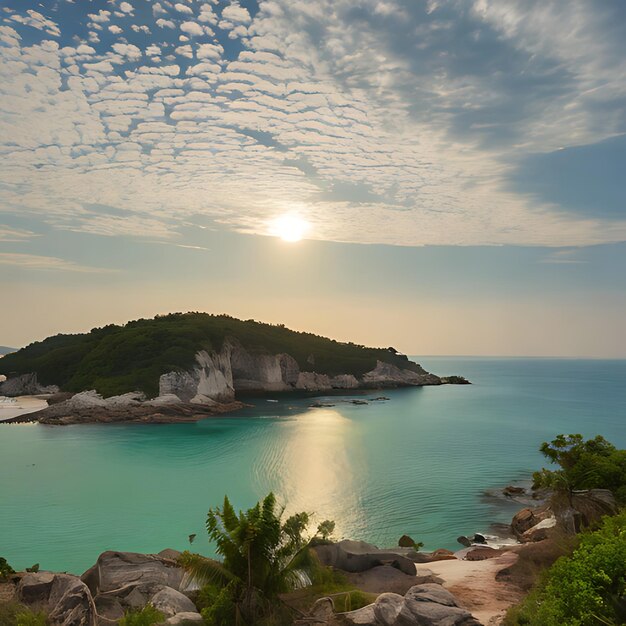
(0, 396, 48, 422)
(418, 552, 523, 625)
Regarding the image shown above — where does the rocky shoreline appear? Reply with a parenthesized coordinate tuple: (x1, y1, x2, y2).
(3, 484, 611, 625)
(0, 340, 469, 425)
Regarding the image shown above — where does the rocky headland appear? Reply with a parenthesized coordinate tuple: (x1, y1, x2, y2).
(1, 328, 468, 425)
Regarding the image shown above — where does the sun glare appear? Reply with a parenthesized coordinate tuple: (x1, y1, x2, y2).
(270, 214, 309, 242)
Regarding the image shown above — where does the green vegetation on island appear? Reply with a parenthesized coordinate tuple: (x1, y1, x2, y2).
(0, 312, 422, 398)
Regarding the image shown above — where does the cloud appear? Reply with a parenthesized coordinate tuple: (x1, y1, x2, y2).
(221, 3, 251, 25)
(1, 0, 625, 250)
(0, 226, 36, 242)
(119, 2, 134, 15)
(88, 10, 111, 24)
(0, 253, 113, 273)
(180, 21, 204, 37)
(174, 3, 194, 15)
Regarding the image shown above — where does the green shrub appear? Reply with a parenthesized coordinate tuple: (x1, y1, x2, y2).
(532, 434, 626, 503)
(0, 557, 14, 581)
(0, 603, 47, 626)
(118, 605, 165, 626)
(504, 510, 626, 625)
(333, 590, 371, 613)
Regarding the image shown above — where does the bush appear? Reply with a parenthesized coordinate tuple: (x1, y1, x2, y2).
(532, 434, 626, 503)
(0, 603, 47, 626)
(118, 605, 165, 626)
(0, 558, 14, 581)
(504, 510, 626, 625)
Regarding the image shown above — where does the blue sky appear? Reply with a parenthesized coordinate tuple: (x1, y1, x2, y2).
(1, 0, 625, 355)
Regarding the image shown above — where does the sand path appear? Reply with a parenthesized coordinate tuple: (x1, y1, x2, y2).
(417, 552, 523, 625)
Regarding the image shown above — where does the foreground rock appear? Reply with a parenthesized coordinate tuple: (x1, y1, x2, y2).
(314, 541, 417, 575)
(11, 550, 203, 624)
(17, 572, 97, 626)
(3, 390, 245, 425)
(340, 583, 480, 626)
(510, 489, 618, 542)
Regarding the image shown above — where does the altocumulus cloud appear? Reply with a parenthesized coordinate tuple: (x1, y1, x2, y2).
(0, 0, 625, 248)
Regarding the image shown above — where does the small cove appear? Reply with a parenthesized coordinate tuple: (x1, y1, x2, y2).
(1, 357, 624, 574)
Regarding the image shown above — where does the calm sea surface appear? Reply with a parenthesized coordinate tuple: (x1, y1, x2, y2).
(1, 357, 625, 574)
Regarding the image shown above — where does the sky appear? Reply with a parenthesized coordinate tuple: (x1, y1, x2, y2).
(0, 0, 625, 356)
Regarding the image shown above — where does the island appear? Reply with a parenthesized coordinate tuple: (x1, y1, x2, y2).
(0, 312, 468, 425)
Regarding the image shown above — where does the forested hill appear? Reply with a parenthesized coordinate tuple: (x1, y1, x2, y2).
(0, 313, 422, 397)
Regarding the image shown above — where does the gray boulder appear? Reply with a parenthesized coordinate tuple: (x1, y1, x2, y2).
(341, 583, 479, 626)
(81, 551, 184, 596)
(150, 586, 197, 618)
(17, 572, 96, 626)
(315, 541, 416, 575)
(17, 572, 55, 604)
(373, 593, 404, 625)
(47, 575, 97, 626)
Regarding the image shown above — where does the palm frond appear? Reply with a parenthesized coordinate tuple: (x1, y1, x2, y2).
(178, 551, 241, 587)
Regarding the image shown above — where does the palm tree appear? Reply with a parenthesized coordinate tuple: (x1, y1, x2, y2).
(179, 493, 332, 624)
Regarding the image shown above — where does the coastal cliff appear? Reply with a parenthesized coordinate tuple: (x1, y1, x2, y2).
(156, 338, 441, 404)
(0, 313, 467, 424)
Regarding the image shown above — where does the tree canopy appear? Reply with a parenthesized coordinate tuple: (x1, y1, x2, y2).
(0, 312, 420, 398)
(532, 434, 626, 503)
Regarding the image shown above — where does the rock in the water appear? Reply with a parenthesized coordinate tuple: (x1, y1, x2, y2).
(471, 533, 486, 544)
(149, 586, 197, 618)
(397, 535, 414, 548)
(503, 485, 526, 497)
(456, 536, 472, 548)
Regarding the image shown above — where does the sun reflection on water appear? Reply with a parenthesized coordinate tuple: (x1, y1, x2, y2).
(253, 408, 367, 539)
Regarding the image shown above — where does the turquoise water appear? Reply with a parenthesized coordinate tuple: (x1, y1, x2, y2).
(1, 357, 625, 574)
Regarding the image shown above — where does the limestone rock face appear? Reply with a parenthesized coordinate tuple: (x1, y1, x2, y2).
(362, 361, 440, 387)
(296, 372, 332, 391)
(159, 348, 234, 402)
(279, 353, 300, 385)
(0, 372, 59, 397)
(330, 374, 360, 389)
(229, 340, 304, 392)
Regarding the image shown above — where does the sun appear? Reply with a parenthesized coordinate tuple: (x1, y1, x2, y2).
(270, 214, 309, 242)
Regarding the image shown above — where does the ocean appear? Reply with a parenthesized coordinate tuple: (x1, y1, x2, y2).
(1, 357, 624, 574)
